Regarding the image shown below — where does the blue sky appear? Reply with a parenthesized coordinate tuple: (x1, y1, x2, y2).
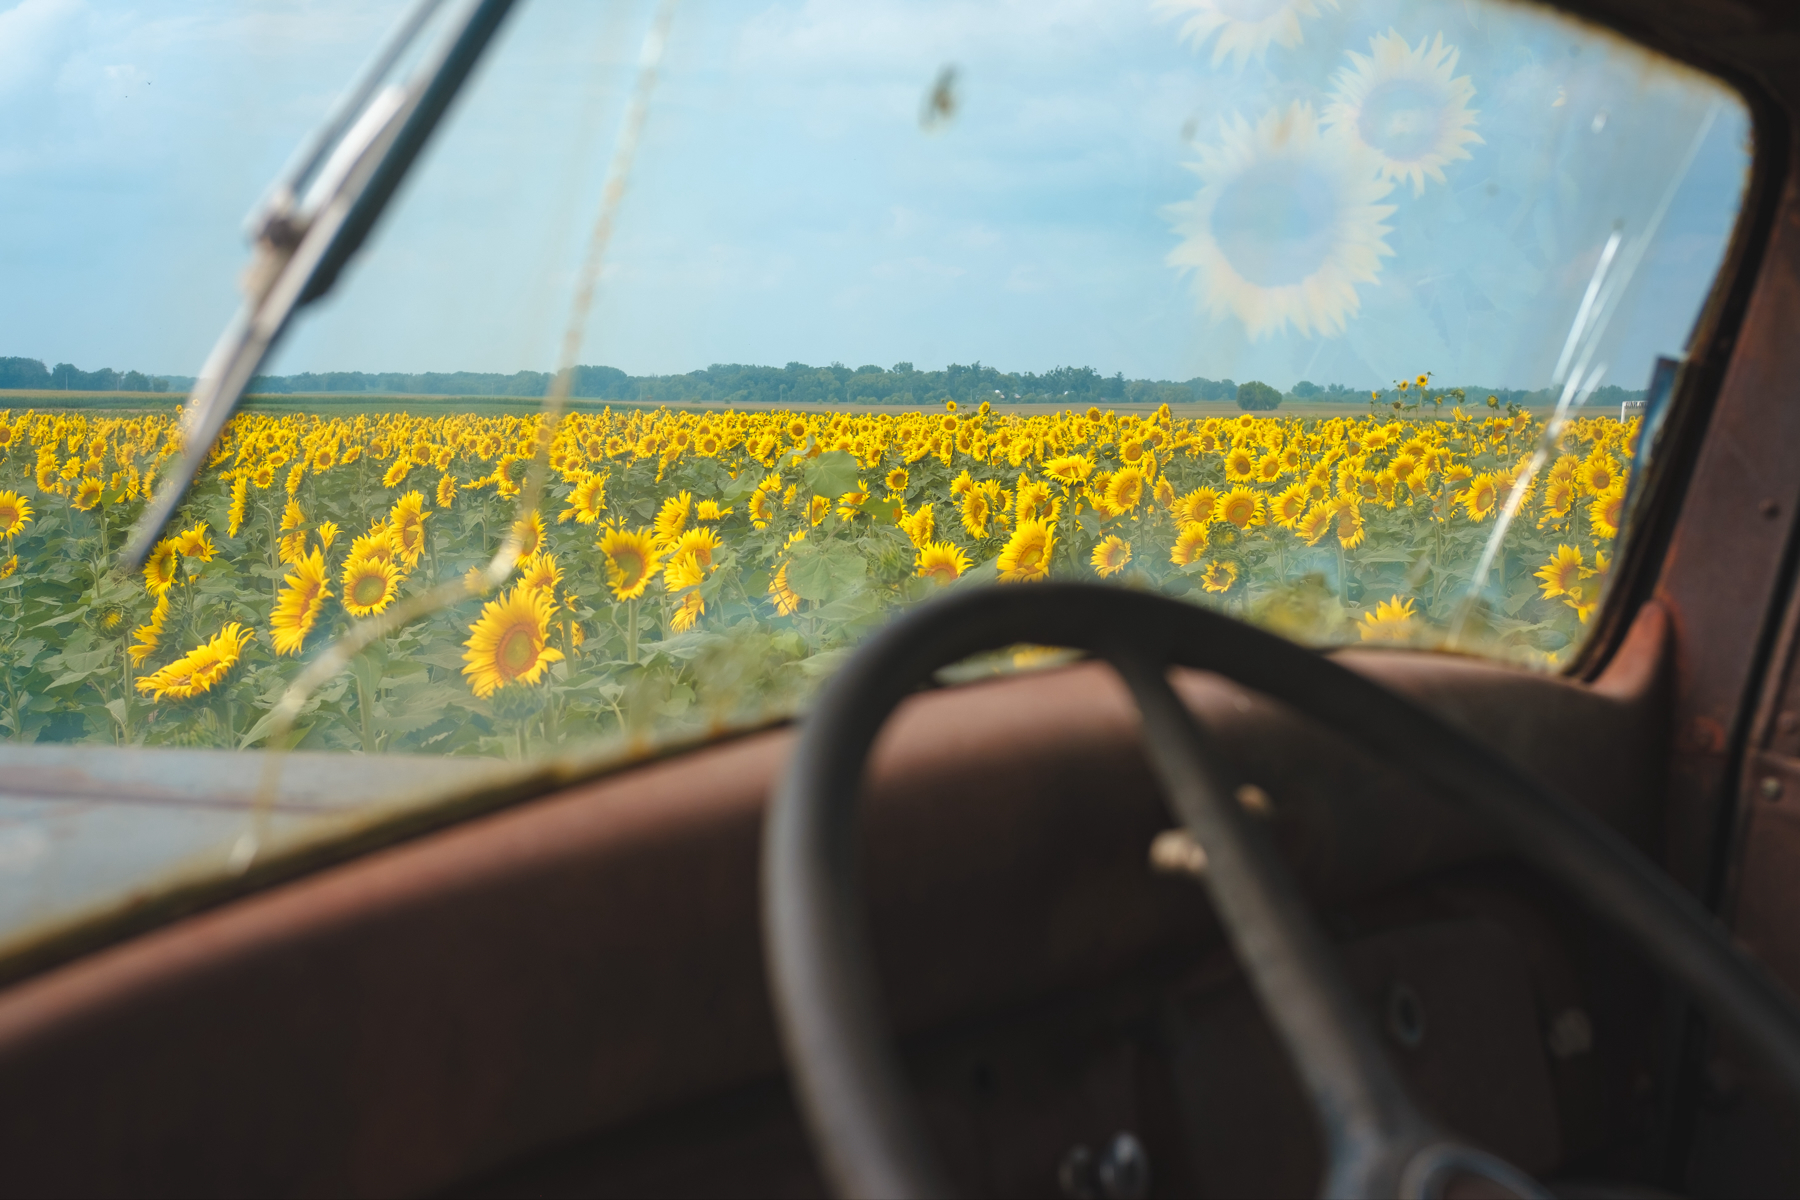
(0, 0, 1753, 391)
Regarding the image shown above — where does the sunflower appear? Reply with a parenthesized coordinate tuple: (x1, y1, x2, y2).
(900, 502, 936, 549)
(808, 494, 831, 526)
(599, 526, 661, 601)
(770, 561, 802, 615)
(389, 491, 429, 567)
(128, 594, 170, 666)
(135, 622, 253, 701)
(0, 491, 32, 538)
(1218, 487, 1265, 530)
(1535, 544, 1591, 601)
(1578, 454, 1620, 496)
(1358, 595, 1417, 643)
(1272, 482, 1309, 528)
(1200, 559, 1239, 593)
(1105, 468, 1147, 515)
(1159, 0, 1336, 66)
(697, 500, 730, 520)
(885, 467, 910, 495)
(510, 510, 545, 559)
(961, 487, 992, 538)
(915, 541, 970, 585)
(998, 519, 1055, 583)
(1334, 498, 1366, 548)
(437, 474, 459, 509)
(1044, 455, 1093, 487)
(1171, 521, 1211, 566)
(1537, 477, 1576, 527)
(750, 479, 779, 528)
(1224, 446, 1257, 482)
(670, 590, 706, 633)
(72, 476, 103, 511)
(1091, 535, 1132, 578)
(1016, 478, 1056, 523)
(461, 585, 564, 698)
(169, 522, 213, 563)
(667, 527, 723, 575)
(252, 464, 275, 489)
(951, 470, 975, 497)
(271, 549, 331, 656)
(519, 552, 564, 595)
(143, 539, 179, 595)
(1166, 101, 1394, 340)
(559, 472, 607, 524)
(654, 491, 693, 546)
(227, 477, 250, 537)
(1590, 485, 1625, 540)
(1460, 473, 1499, 521)
(1153, 477, 1176, 510)
(351, 520, 396, 563)
(341, 555, 402, 617)
(316, 520, 340, 552)
(1324, 32, 1482, 197)
(278, 499, 308, 564)
(1175, 487, 1218, 526)
(1255, 453, 1284, 484)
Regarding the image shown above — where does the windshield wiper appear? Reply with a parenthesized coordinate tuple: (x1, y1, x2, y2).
(120, 0, 522, 572)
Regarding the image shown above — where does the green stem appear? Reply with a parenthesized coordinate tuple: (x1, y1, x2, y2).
(627, 597, 639, 665)
(355, 670, 376, 754)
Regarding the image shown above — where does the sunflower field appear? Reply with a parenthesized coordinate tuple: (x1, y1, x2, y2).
(0, 398, 1634, 755)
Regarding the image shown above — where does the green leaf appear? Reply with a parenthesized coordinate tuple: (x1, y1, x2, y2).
(802, 450, 860, 500)
(785, 541, 866, 602)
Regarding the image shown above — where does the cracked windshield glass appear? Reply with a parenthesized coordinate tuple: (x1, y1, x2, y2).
(0, 0, 1751, 949)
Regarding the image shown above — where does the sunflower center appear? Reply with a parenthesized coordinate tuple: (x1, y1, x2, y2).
(1358, 80, 1448, 162)
(352, 575, 387, 606)
(497, 626, 537, 675)
(1212, 161, 1340, 287)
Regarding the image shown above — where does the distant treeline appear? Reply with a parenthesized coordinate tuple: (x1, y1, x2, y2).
(240, 362, 1233, 407)
(0, 356, 172, 393)
(1, 354, 1645, 410)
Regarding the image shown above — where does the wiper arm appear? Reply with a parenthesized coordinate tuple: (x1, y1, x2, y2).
(120, 0, 522, 572)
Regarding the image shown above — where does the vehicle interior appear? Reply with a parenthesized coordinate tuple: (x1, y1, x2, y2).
(3, 0, 1800, 1196)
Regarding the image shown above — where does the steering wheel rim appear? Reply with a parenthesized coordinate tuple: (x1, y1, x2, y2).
(762, 583, 1800, 1198)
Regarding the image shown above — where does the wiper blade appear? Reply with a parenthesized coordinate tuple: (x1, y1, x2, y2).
(120, 0, 521, 572)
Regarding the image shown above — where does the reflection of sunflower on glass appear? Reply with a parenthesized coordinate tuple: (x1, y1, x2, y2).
(1165, 102, 1394, 340)
(1156, 0, 1338, 67)
(1324, 32, 1482, 197)
(461, 586, 564, 698)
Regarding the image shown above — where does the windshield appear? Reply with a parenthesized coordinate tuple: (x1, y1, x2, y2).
(0, 0, 1752, 966)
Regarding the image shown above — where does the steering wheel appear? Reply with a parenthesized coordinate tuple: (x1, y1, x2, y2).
(762, 584, 1800, 1199)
